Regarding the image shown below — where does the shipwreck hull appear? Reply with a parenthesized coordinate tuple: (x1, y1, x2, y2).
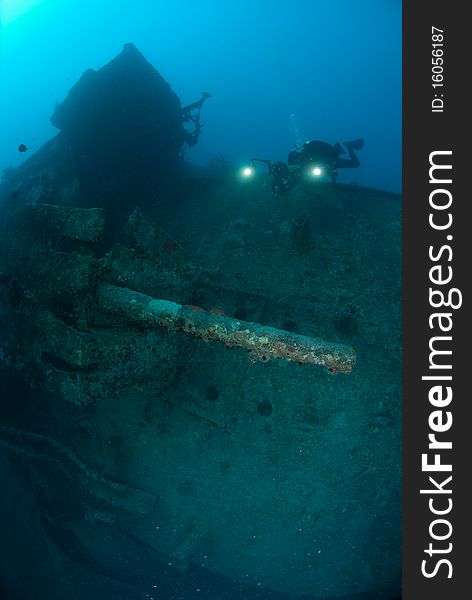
(0, 45, 401, 600)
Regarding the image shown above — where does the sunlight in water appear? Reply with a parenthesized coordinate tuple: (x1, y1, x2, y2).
(1, 0, 46, 26)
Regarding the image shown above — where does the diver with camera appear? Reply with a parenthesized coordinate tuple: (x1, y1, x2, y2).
(288, 138, 364, 184)
(243, 137, 364, 195)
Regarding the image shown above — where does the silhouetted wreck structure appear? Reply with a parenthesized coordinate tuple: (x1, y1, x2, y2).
(0, 43, 198, 233)
(51, 43, 187, 203)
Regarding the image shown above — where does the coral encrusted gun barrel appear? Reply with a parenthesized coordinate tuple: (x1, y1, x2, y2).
(96, 284, 356, 373)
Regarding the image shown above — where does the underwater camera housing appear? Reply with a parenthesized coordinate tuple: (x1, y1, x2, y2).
(240, 158, 295, 195)
(240, 155, 336, 195)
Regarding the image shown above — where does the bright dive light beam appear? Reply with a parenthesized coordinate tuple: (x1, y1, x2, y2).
(1, 0, 45, 26)
(242, 167, 254, 177)
(312, 167, 322, 176)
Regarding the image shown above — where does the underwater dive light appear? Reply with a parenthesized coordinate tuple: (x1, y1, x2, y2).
(240, 158, 271, 179)
(312, 166, 323, 176)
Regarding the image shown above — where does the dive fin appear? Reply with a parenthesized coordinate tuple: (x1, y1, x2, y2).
(344, 138, 364, 151)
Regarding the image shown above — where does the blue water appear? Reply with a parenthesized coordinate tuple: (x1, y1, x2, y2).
(0, 0, 401, 192)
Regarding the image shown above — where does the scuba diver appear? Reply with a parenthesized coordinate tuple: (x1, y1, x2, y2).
(287, 138, 364, 184)
(182, 91, 212, 147)
(245, 138, 364, 195)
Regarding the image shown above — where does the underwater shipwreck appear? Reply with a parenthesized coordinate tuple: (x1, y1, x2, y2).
(0, 44, 401, 599)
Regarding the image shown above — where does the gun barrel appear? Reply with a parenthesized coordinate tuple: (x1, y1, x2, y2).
(96, 283, 356, 373)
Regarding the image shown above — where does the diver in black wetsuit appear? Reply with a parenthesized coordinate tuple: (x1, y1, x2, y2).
(288, 138, 364, 182)
(245, 138, 364, 195)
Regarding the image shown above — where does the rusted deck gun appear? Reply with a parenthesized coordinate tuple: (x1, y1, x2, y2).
(96, 283, 355, 373)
